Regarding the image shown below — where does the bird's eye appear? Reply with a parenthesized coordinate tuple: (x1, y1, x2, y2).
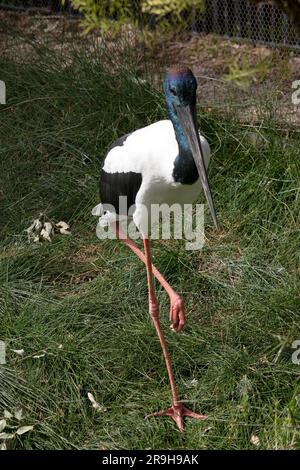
(169, 87, 177, 96)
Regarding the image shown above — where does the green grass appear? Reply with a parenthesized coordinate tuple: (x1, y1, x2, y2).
(0, 37, 300, 450)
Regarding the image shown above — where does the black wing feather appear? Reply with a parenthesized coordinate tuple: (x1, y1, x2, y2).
(99, 134, 142, 215)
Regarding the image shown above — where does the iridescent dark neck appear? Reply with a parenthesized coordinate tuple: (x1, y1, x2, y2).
(165, 96, 190, 153)
(165, 96, 198, 185)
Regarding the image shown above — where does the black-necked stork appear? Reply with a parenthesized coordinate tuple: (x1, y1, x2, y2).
(92, 66, 218, 432)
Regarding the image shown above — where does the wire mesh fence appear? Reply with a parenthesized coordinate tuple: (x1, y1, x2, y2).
(200, 0, 299, 50)
(0, 1, 299, 125)
(0, 0, 75, 14)
(0, 0, 299, 49)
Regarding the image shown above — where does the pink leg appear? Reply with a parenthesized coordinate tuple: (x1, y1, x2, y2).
(115, 222, 185, 332)
(142, 237, 207, 431)
(114, 222, 207, 432)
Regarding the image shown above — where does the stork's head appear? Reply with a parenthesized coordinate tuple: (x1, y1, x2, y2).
(164, 66, 218, 229)
(163, 65, 197, 108)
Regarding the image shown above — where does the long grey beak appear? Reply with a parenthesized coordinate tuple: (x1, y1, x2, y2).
(176, 104, 218, 229)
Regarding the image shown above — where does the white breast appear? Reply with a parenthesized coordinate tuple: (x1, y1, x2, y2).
(103, 119, 210, 184)
(100, 119, 211, 235)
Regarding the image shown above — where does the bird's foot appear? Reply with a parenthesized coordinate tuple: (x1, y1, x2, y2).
(145, 402, 207, 432)
(169, 296, 185, 332)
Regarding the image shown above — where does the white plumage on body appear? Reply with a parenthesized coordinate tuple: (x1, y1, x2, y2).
(93, 119, 211, 234)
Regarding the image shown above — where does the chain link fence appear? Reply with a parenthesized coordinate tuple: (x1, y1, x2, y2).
(0, 0, 75, 14)
(0, 1, 61, 10)
(0, 1, 299, 124)
(0, 0, 299, 49)
(201, 0, 299, 50)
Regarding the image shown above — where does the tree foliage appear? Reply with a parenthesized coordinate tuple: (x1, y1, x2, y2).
(61, 0, 204, 32)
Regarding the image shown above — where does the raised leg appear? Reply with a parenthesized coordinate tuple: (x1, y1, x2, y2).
(115, 222, 185, 332)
